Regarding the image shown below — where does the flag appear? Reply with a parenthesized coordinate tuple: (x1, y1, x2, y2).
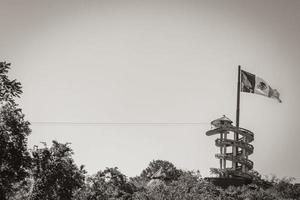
(241, 70, 282, 103)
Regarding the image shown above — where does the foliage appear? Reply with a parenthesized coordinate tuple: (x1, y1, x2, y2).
(131, 170, 300, 200)
(75, 167, 135, 200)
(8, 178, 33, 200)
(0, 61, 31, 200)
(0, 62, 22, 103)
(132, 171, 223, 200)
(267, 176, 300, 199)
(139, 160, 183, 182)
(29, 141, 85, 200)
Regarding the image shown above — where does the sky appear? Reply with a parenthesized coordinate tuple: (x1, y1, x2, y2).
(1, 0, 300, 181)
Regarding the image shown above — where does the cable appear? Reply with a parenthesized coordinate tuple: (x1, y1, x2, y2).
(31, 121, 210, 126)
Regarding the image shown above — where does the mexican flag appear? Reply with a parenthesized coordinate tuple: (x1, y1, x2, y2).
(241, 70, 282, 103)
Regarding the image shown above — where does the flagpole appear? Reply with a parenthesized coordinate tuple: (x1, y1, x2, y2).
(236, 65, 241, 128)
(233, 65, 241, 170)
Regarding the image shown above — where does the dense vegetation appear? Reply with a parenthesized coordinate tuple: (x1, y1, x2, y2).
(1, 61, 300, 200)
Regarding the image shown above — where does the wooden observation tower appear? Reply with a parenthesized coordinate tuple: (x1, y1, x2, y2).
(206, 115, 254, 179)
(205, 66, 254, 187)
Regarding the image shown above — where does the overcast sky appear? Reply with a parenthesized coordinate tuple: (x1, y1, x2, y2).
(1, 0, 300, 181)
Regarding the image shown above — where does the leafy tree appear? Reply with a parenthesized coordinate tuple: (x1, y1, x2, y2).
(133, 171, 223, 200)
(269, 176, 300, 199)
(0, 61, 31, 199)
(140, 160, 183, 183)
(133, 166, 300, 200)
(29, 141, 85, 200)
(75, 167, 135, 200)
(8, 177, 33, 200)
(247, 170, 273, 189)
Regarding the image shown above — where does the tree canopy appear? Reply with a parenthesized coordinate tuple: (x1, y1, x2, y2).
(140, 160, 183, 182)
(0, 62, 31, 199)
(75, 167, 135, 200)
(29, 141, 86, 200)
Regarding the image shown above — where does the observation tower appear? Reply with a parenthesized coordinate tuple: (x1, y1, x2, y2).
(204, 65, 281, 187)
(205, 115, 254, 187)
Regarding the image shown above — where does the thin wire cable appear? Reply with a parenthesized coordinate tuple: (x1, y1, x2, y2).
(31, 121, 210, 126)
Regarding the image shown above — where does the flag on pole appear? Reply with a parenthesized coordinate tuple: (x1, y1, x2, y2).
(241, 70, 282, 103)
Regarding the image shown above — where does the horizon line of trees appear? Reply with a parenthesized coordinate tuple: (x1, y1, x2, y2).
(1, 61, 300, 200)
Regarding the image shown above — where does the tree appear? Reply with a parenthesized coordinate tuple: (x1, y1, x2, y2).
(75, 167, 136, 200)
(29, 141, 85, 200)
(132, 171, 223, 200)
(140, 160, 183, 183)
(0, 61, 31, 199)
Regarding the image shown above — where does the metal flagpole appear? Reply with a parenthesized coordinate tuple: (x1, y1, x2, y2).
(236, 65, 241, 128)
(234, 65, 241, 170)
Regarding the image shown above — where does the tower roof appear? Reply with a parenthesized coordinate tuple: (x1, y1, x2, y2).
(211, 115, 233, 127)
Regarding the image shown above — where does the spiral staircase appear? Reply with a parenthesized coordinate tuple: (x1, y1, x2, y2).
(206, 116, 254, 179)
